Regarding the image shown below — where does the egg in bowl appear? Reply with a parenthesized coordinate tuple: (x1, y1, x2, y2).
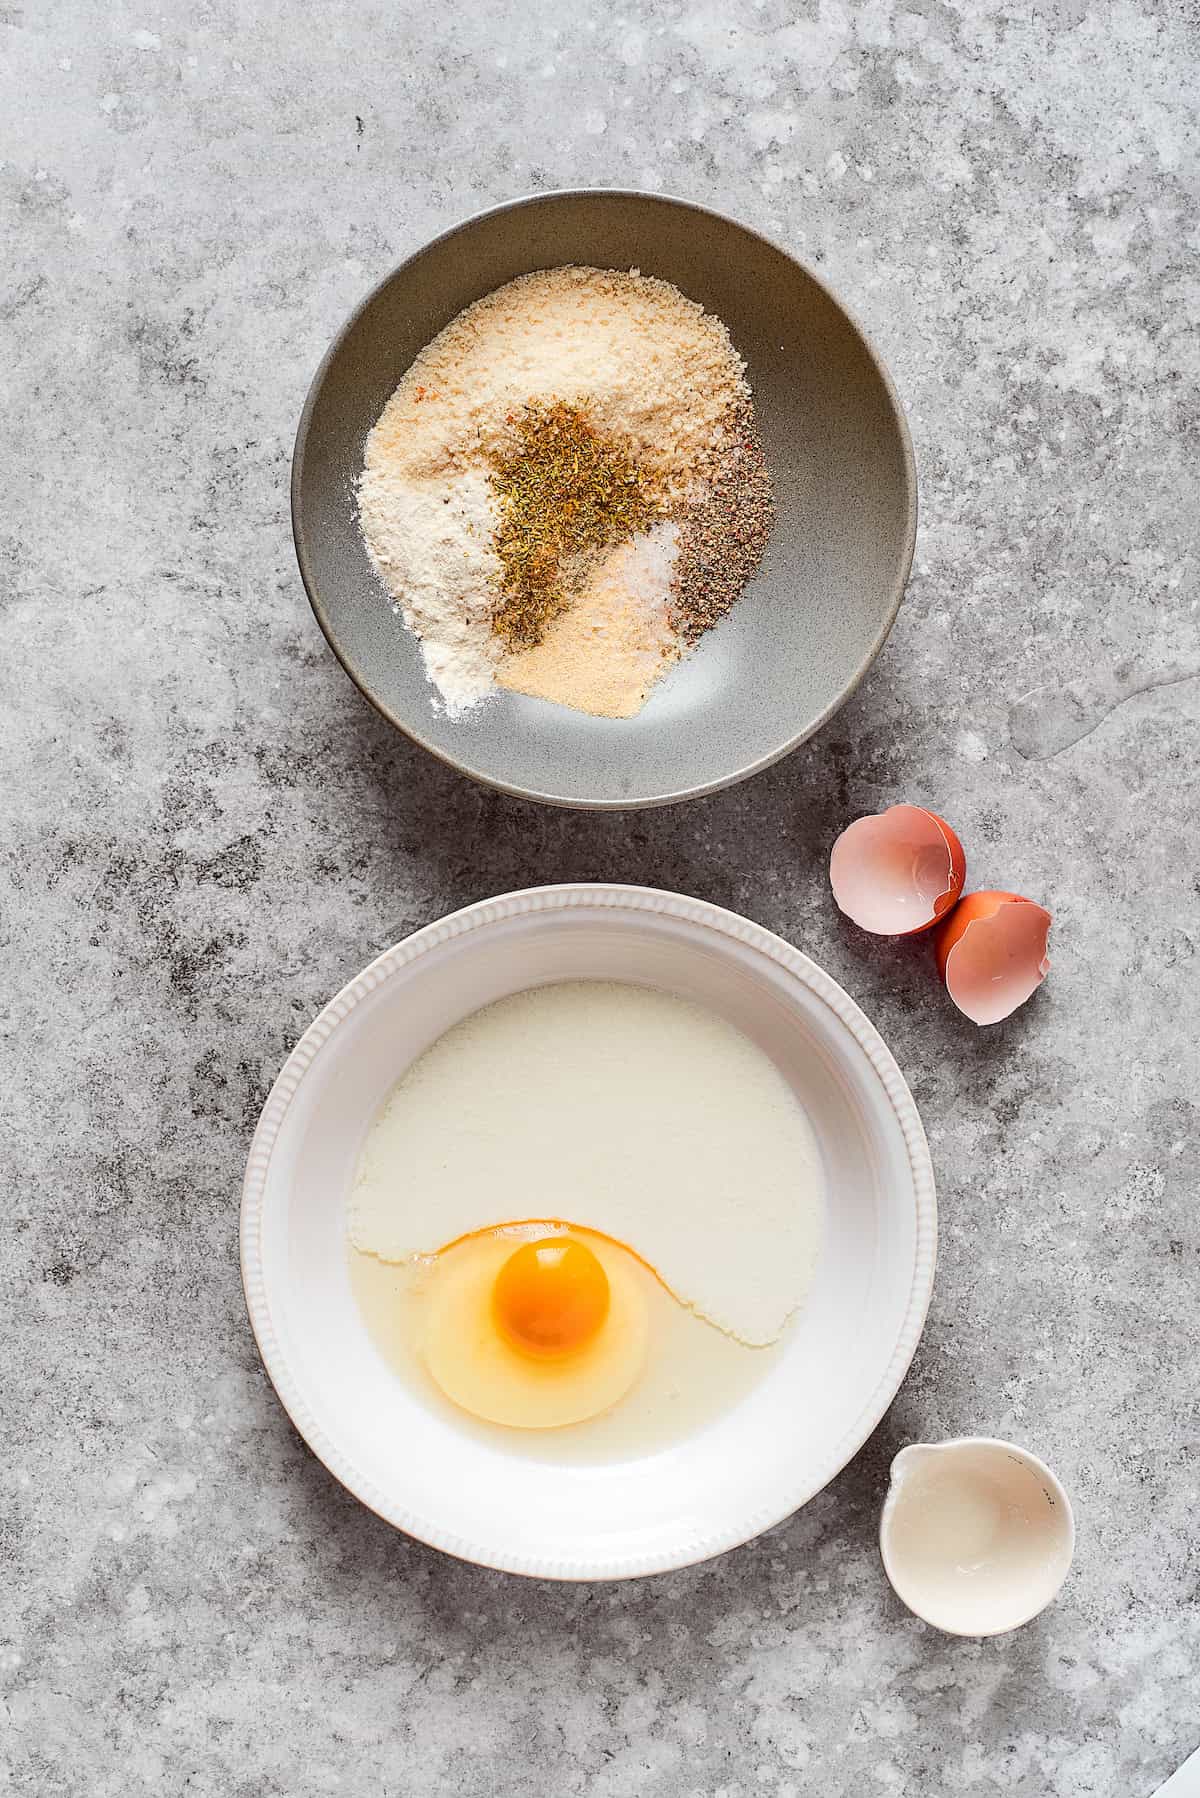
(348, 980, 825, 1457)
(424, 1226, 647, 1429)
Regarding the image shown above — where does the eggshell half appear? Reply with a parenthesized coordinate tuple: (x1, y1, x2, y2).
(935, 891, 1052, 1026)
(830, 805, 967, 936)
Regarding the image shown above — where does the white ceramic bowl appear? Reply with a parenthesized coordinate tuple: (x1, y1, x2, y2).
(241, 884, 937, 1579)
(880, 1438, 1075, 1635)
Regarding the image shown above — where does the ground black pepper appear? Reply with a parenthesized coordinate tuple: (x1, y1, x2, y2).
(668, 402, 774, 645)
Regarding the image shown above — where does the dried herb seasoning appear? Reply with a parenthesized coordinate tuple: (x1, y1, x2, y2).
(488, 401, 664, 651)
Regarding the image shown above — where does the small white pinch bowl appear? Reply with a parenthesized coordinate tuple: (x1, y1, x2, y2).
(241, 884, 936, 1580)
(880, 1437, 1075, 1636)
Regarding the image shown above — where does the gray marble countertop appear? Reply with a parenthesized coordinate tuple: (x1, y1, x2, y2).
(4, 2, 1198, 1793)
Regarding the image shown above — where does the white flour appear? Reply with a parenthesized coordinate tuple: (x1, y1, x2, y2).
(356, 465, 502, 717)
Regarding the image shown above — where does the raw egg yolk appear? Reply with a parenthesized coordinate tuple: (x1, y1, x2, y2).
(492, 1236, 610, 1359)
(422, 1226, 649, 1429)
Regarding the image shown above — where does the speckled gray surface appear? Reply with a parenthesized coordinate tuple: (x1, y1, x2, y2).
(3, 3, 1198, 1793)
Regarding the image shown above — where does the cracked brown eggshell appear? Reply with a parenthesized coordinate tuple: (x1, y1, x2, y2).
(829, 804, 967, 936)
(935, 891, 1052, 1026)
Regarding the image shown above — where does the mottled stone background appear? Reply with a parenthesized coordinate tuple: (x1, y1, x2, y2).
(3, 2, 1197, 1793)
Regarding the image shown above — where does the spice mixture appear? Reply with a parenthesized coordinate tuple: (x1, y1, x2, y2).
(497, 523, 681, 719)
(489, 401, 665, 652)
(358, 266, 774, 720)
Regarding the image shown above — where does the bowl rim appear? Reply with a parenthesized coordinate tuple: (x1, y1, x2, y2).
(240, 882, 938, 1579)
(291, 187, 919, 810)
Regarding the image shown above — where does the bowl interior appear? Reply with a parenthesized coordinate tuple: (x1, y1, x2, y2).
(294, 191, 915, 806)
(244, 891, 934, 1578)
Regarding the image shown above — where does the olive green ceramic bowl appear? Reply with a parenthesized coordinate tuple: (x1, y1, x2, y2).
(293, 190, 916, 809)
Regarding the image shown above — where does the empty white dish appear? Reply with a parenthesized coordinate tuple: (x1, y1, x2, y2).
(880, 1437, 1075, 1635)
(240, 884, 937, 1579)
